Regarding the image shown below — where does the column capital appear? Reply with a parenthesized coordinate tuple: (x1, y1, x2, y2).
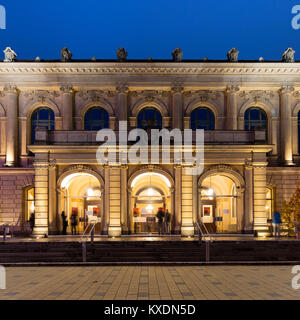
(60, 85, 74, 94)
(116, 84, 129, 94)
(280, 85, 294, 95)
(244, 160, 253, 169)
(226, 84, 240, 95)
(171, 85, 184, 94)
(3, 84, 18, 95)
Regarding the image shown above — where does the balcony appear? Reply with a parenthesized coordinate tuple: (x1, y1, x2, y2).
(34, 127, 266, 146)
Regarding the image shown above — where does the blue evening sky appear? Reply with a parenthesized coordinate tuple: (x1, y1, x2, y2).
(0, 0, 300, 60)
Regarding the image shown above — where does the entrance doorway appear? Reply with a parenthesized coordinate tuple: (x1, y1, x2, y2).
(130, 172, 172, 235)
(59, 173, 102, 234)
(200, 174, 237, 233)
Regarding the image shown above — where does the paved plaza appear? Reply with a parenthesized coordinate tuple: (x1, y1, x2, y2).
(0, 265, 299, 300)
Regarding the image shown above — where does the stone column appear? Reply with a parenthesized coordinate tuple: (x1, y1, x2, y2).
(279, 85, 294, 165)
(127, 187, 133, 234)
(48, 162, 57, 234)
(33, 160, 49, 237)
(252, 153, 268, 236)
(192, 174, 198, 224)
(120, 165, 128, 234)
(244, 162, 253, 232)
(174, 165, 182, 234)
(5, 85, 18, 167)
(103, 165, 110, 235)
(271, 117, 279, 155)
(60, 85, 74, 131)
(108, 166, 122, 237)
(117, 85, 128, 122)
(225, 85, 239, 130)
(172, 86, 184, 130)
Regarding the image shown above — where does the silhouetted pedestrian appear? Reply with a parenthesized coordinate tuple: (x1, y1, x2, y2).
(156, 208, 165, 236)
(70, 212, 78, 235)
(29, 213, 35, 233)
(61, 211, 68, 235)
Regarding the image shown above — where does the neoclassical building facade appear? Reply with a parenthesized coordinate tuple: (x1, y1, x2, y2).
(0, 59, 299, 237)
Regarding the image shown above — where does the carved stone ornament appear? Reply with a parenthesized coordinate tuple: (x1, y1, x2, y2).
(22, 90, 59, 102)
(227, 48, 239, 62)
(130, 90, 170, 99)
(60, 85, 74, 94)
(282, 48, 295, 63)
(60, 47, 72, 62)
(116, 47, 128, 62)
(172, 48, 183, 62)
(78, 90, 116, 100)
(239, 90, 274, 101)
(183, 90, 221, 101)
(3, 47, 17, 62)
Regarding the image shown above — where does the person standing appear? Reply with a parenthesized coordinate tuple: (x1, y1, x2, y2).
(164, 209, 171, 234)
(272, 211, 282, 239)
(156, 208, 165, 236)
(61, 211, 68, 235)
(29, 212, 35, 234)
(294, 221, 300, 240)
(70, 212, 78, 235)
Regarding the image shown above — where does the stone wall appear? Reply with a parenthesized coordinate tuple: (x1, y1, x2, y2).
(0, 169, 34, 225)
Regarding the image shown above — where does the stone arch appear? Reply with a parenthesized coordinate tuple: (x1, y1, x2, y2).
(57, 165, 104, 188)
(198, 165, 245, 190)
(23, 99, 61, 118)
(292, 101, 300, 117)
(128, 166, 174, 190)
(81, 101, 115, 119)
(131, 99, 168, 117)
(185, 99, 221, 118)
(238, 98, 275, 118)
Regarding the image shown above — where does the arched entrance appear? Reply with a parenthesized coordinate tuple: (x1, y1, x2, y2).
(128, 171, 173, 235)
(57, 172, 103, 235)
(198, 168, 245, 233)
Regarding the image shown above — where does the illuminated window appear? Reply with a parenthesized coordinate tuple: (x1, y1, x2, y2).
(31, 107, 55, 143)
(137, 107, 162, 130)
(266, 187, 274, 220)
(25, 187, 35, 222)
(84, 107, 109, 131)
(190, 107, 215, 130)
(244, 107, 267, 133)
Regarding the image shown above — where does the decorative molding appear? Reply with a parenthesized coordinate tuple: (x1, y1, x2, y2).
(183, 90, 221, 101)
(239, 90, 275, 102)
(280, 85, 295, 95)
(116, 84, 129, 94)
(60, 85, 74, 94)
(22, 90, 59, 102)
(130, 90, 170, 99)
(226, 85, 240, 95)
(3, 84, 18, 94)
(3, 64, 300, 75)
(78, 90, 116, 100)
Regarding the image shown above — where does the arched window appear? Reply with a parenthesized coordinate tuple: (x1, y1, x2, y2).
(137, 107, 162, 130)
(31, 107, 55, 143)
(190, 107, 215, 130)
(84, 107, 109, 131)
(244, 107, 267, 132)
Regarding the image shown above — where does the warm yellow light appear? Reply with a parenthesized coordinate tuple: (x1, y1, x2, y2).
(265, 206, 269, 210)
(30, 202, 35, 212)
(87, 188, 94, 197)
(207, 188, 214, 196)
(146, 204, 154, 213)
(147, 188, 155, 196)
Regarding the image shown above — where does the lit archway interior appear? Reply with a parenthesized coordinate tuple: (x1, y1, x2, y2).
(131, 172, 172, 234)
(60, 173, 101, 233)
(201, 174, 237, 233)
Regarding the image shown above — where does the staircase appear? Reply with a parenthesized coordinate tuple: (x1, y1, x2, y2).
(1, 240, 300, 264)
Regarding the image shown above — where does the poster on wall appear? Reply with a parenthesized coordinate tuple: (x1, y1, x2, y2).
(202, 205, 213, 223)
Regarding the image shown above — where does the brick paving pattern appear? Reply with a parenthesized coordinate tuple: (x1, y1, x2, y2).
(0, 266, 299, 300)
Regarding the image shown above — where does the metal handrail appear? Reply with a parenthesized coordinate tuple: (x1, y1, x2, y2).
(195, 220, 213, 262)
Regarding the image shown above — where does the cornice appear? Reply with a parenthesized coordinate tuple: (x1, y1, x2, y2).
(3, 62, 300, 76)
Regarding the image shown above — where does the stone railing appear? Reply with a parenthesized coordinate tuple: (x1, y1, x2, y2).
(34, 127, 266, 145)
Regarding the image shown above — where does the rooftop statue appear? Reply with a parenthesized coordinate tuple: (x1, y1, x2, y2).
(116, 47, 128, 62)
(172, 48, 183, 62)
(3, 47, 17, 62)
(227, 48, 239, 62)
(282, 48, 295, 63)
(60, 47, 72, 62)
